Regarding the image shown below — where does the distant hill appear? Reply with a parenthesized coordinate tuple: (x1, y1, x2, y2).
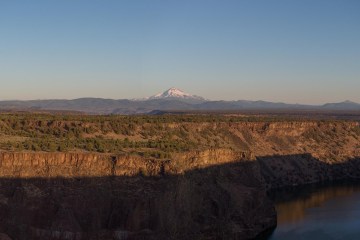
(322, 100, 360, 110)
(0, 88, 359, 114)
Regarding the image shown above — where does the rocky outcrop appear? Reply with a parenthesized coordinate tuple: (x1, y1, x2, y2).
(0, 152, 113, 178)
(0, 149, 254, 178)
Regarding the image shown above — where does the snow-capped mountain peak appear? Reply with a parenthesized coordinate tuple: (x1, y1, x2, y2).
(153, 88, 192, 98)
(149, 88, 205, 101)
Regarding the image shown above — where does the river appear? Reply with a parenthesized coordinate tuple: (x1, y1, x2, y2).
(267, 181, 360, 240)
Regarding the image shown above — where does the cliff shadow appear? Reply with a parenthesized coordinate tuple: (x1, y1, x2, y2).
(0, 160, 275, 240)
(257, 153, 360, 189)
(1, 153, 360, 240)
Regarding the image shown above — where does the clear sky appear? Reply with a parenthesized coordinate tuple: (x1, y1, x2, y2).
(0, 0, 359, 104)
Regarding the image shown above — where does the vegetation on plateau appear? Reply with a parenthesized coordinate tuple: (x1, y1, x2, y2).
(0, 113, 358, 159)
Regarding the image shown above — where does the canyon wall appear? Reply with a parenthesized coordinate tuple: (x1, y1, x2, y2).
(0, 121, 359, 240)
(0, 150, 273, 240)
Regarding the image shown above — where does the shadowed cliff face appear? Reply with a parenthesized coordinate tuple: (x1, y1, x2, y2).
(0, 151, 275, 240)
(0, 151, 359, 240)
(258, 154, 360, 189)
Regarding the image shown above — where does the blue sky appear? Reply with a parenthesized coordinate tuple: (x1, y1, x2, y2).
(0, 0, 359, 104)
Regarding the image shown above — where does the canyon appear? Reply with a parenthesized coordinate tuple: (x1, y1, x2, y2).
(0, 116, 359, 239)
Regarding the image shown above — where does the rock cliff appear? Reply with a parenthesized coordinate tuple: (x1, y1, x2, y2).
(0, 150, 273, 240)
(0, 120, 359, 239)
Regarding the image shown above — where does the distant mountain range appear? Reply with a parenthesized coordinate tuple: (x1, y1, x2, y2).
(1, 88, 360, 114)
